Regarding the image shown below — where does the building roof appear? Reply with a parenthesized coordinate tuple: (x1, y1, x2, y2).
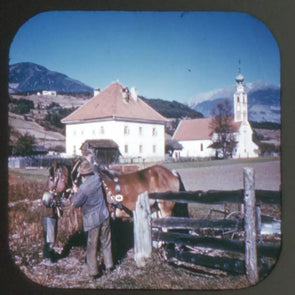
(62, 82, 168, 124)
(81, 139, 119, 150)
(172, 117, 242, 141)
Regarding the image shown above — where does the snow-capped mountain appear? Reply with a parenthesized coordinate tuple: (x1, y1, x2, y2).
(187, 80, 281, 123)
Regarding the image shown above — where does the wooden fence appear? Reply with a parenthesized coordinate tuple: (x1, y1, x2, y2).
(133, 168, 281, 284)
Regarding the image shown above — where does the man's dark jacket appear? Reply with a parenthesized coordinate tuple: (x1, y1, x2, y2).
(72, 173, 109, 232)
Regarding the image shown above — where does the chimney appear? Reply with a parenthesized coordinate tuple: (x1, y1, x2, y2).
(130, 87, 137, 101)
(94, 88, 100, 96)
(122, 87, 130, 103)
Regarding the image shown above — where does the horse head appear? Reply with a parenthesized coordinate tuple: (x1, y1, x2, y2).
(42, 160, 72, 208)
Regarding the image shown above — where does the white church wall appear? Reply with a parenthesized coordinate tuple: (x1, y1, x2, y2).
(174, 139, 215, 158)
(233, 123, 259, 158)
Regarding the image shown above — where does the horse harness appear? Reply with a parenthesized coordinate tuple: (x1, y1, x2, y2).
(102, 176, 133, 217)
(47, 166, 69, 217)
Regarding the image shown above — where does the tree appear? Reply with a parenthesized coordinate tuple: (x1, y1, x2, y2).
(13, 133, 36, 156)
(10, 98, 34, 114)
(209, 99, 237, 159)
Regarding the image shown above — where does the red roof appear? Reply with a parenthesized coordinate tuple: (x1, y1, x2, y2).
(173, 118, 241, 141)
(62, 82, 167, 123)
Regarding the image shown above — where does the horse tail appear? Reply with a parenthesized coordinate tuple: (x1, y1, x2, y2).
(178, 172, 186, 192)
(172, 170, 189, 218)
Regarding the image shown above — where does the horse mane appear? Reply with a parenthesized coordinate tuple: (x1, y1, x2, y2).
(100, 169, 121, 179)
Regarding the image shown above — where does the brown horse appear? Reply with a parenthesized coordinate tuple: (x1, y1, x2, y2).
(101, 165, 186, 219)
(71, 156, 187, 219)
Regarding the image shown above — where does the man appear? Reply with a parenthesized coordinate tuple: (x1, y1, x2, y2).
(72, 160, 113, 278)
(40, 162, 70, 263)
(40, 201, 59, 262)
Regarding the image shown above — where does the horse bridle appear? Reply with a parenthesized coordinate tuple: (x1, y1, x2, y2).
(101, 174, 133, 217)
(46, 167, 69, 217)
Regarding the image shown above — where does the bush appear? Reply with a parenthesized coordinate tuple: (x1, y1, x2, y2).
(10, 98, 34, 114)
(13, 133, 36, 156)
(42, 107, 77, 133)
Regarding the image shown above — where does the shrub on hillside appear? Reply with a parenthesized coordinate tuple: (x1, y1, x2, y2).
(10, 98, 34, 114)
(12, 132, 36, 156)
(41, 106, 77, 133)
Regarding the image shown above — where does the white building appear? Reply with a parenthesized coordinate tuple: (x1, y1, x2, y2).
(61, 82, 168, 162)
(172, 118, 217, 159)
(38, 90, 57, 96)
(172, 72, 259, 159)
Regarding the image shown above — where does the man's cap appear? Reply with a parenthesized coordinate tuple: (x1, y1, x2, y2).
(79, 160, 94, 175)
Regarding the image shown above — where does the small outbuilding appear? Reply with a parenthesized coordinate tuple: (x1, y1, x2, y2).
(80, 139, 120, 166)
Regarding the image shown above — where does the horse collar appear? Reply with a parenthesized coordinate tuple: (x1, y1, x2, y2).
(102, 177, 123, 203)
(113, 177, 123, 202)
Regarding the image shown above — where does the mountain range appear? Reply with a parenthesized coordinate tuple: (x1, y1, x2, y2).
(9, 62, 93, 94)
(9, 62, 280, 123)
(188, 80, 281, 123)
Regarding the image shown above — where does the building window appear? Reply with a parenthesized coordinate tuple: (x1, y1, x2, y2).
(73, 145, 76, 156)
(153, 145, 156, 153)
(81, 130, 84, 135)
(200, 143, 203, 152)
(139, 126, 143, 135)
(139, 145, 143, 153)
(100, 126, 104, 134)
(152, 128, 157, 136)
(124, 145, 128, 153)
(124, 126, 129, 135)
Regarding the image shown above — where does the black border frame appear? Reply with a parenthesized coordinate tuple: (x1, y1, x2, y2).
(1, 1, 293, 294)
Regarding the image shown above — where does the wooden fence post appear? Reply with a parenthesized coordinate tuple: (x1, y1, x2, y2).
(133, 191, 152, 267)
(243, 167, 259, 284)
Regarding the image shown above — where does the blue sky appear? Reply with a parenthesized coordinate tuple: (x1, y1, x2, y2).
(9, 11, 280, 103)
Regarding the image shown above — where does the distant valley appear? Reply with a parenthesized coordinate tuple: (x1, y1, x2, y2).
(8, 62, 281, 153)
(9, 62, 281, 123)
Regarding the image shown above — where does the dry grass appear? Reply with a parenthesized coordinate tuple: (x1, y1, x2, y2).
(8, 166, 280, 290)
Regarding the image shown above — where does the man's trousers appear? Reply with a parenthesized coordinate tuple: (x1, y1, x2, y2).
(86, 217, 113, 276)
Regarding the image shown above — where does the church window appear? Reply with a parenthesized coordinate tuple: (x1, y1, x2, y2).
(124, 145, 128, 153)
(100, 126, 104, 134)
(153, 145, 156, 153)
(200, 143, 203, 151)
(139, 127, 143, 135)
(237, 96, 240, 103)
(152, 128, 157, 136)
(139, 145, 143, 153)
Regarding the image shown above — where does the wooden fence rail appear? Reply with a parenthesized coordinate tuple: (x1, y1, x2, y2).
(149, 190, 280, 205)
(133, 168, 281, 283)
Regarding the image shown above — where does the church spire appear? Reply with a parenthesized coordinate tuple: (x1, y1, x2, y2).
(233, 64, 248, 122)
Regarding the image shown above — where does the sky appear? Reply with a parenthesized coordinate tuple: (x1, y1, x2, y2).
(9, 11, 280, 103)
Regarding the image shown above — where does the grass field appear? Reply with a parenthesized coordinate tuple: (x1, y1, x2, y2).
(163, 156, 280, 170)
(7, 157, 281, 289)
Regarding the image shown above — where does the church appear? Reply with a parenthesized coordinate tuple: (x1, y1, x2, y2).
(172, 72, 259, 159)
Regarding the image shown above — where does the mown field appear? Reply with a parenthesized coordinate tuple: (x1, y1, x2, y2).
(7, 158, 281, 290)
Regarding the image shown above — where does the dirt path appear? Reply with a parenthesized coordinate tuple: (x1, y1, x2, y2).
(178, 160, 281, 191)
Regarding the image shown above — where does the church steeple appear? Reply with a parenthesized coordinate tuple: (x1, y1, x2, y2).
(233, 64, 248, 122)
